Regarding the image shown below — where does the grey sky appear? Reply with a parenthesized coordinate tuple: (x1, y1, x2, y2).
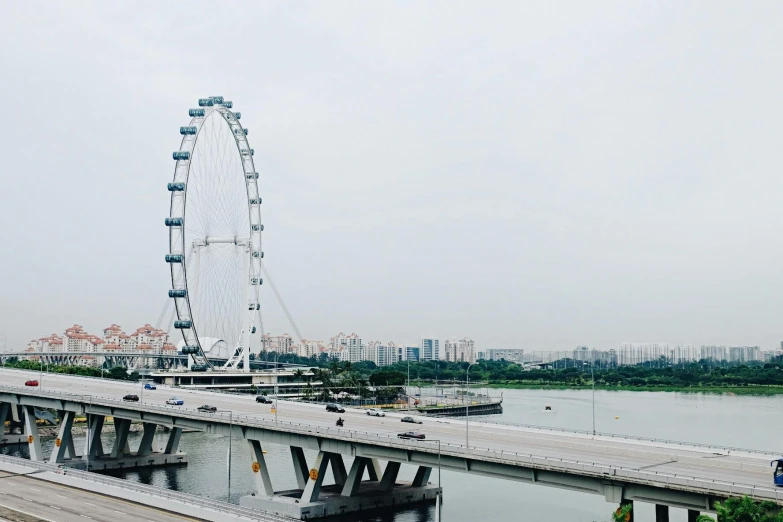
(2, 1, 782, 352)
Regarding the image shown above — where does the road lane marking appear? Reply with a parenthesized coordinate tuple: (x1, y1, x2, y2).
(84, 502, 96, 506)
(22, 498, 32, 501)
(0, 501, 58, 522)
(81, 516, 92, 519)
(28, 488, 39, 492)
(114, 510, 125, 515)
(49, 506, 61, 510)
(56, 495, 67, 499)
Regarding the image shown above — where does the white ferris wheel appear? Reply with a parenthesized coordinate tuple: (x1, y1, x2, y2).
(165, 96, 263, 372)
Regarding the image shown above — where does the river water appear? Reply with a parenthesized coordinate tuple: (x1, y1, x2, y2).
(5, 389, 780, 521)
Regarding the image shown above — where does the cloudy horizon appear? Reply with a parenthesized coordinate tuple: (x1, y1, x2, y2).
(2, 2, 783, 353)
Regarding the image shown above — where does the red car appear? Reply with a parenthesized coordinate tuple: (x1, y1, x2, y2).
(25, 380, 39, 387)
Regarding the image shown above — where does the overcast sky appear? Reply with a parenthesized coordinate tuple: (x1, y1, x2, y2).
(2, 1, 783, 353)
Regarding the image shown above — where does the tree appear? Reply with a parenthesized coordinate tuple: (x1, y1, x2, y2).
(712, 496, 783, 522)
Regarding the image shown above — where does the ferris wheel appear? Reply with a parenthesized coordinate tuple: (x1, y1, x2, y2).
(165, 96, 263, 372)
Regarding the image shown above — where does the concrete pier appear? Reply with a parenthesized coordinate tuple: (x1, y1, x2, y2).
(240, 481, 441, 519)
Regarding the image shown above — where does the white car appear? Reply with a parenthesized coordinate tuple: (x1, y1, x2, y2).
(366, 408, 385, 417)
(166, 397, 184, 405)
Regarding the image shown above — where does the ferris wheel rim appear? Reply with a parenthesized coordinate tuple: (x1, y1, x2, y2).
(166, 98, 263, 370)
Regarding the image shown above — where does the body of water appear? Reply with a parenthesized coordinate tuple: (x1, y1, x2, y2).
(6, 389, 780, 521)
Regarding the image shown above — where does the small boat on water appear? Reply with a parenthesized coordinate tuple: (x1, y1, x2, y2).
(544, 405, 553, 412)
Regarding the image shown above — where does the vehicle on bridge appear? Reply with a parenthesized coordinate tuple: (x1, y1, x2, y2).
(166, 397, 184, 405)
(143, 383, 156, 390)
(401, 416, 423, 424)
(366, 408, 385, 417)
(24, 380, 38, 387)
(398, 431, 425, 440)
(772, 459, 783, 486)
(123, 394, 139, 402)
(197, 405, 217, 413)
(255, 395, 273, 404)
(326, 403, 345, 413)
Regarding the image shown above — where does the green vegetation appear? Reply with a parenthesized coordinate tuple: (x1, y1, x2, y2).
(711, 496, 783, 521)
(260, 352, 783, 395)
(2, 358, 139, 381)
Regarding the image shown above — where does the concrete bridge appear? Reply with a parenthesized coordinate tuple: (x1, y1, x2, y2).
(0, 368, 779, 521)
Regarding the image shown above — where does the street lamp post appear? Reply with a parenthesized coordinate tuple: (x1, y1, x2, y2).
(216, 410, 233, 501)
(274, 352, 279, 425)
(591, 363, 596, 436)
(86, 395, 90, 472)
(407, 358, 411, 405)
(465, 363, 474, 452)
(39, 359, 43, 389)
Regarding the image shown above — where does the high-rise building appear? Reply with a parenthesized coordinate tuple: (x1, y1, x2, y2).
(404, 346, 420, 362)
(444, 338, 476, 363)
(420, 338, 439, 361)
(728, 346, 761, 363)
(699, 346, 727, 361)
(486, 349, 525, 364)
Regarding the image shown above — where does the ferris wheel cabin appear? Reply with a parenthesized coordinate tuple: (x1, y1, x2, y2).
(172, 151, 190, 161)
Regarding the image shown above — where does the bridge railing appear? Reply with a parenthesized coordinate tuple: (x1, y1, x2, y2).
(0, 453, 293, 521)
(1, 384, 780, 505)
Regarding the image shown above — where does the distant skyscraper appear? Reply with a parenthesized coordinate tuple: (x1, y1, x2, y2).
(405, 346, 420, 362)
(444, 338, 476, 363)
(420, 338, 439, 361)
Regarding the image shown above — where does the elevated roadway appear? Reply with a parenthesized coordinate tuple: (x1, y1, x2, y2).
(0, 368, 779, 517)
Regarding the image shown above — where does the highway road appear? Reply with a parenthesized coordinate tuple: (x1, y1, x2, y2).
(0, 470, 197, 522)
(0, 368, 777, 494)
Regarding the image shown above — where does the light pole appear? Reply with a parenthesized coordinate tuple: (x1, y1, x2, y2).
(427, 438, 442, 504)
(274, 351, 279, 425)
(407, 358, 410, 405)
(86, 395, 92, 472)
(39, 359, 43, 389)
(591, 363, 596, 436)
(465, 363, 474, 452)
(215, 410, 233, 502)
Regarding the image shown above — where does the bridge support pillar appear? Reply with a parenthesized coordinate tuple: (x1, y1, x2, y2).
(329, 453, 348, 487)
(687, 510, 700, 522)
(136, 423, 157, 457)
(49, 411, 75, 464)
(164, 427, 182, 454)
(23, 406, 43, 461)
(240, 445, 440, 519)
(248, 439, 274, 496)
(111, 418, 132, 458)
(366, 458, 382, 482)
(655, 504, 669, 522)
(290, 446, 309, 489)
(412, 465, 432, 487)
(380, 461, 401, 491)
(341, 456, 367, 497)
(301, 450, 330, 503)
(0, 403, 25, 445)
(84, 414, 105, 461)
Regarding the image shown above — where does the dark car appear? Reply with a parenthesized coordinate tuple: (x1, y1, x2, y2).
(401, 416, 423, 424)
(123, 394, 139, 402)
(197, 405, 217, 413)
(326, 403, 345, 413)
(398, 431, 425, 440)
(255, 395, 273, 404)
(24, 380, 38, 387)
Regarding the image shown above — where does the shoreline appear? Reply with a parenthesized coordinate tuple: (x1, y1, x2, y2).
(484, 383, 783, 395)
